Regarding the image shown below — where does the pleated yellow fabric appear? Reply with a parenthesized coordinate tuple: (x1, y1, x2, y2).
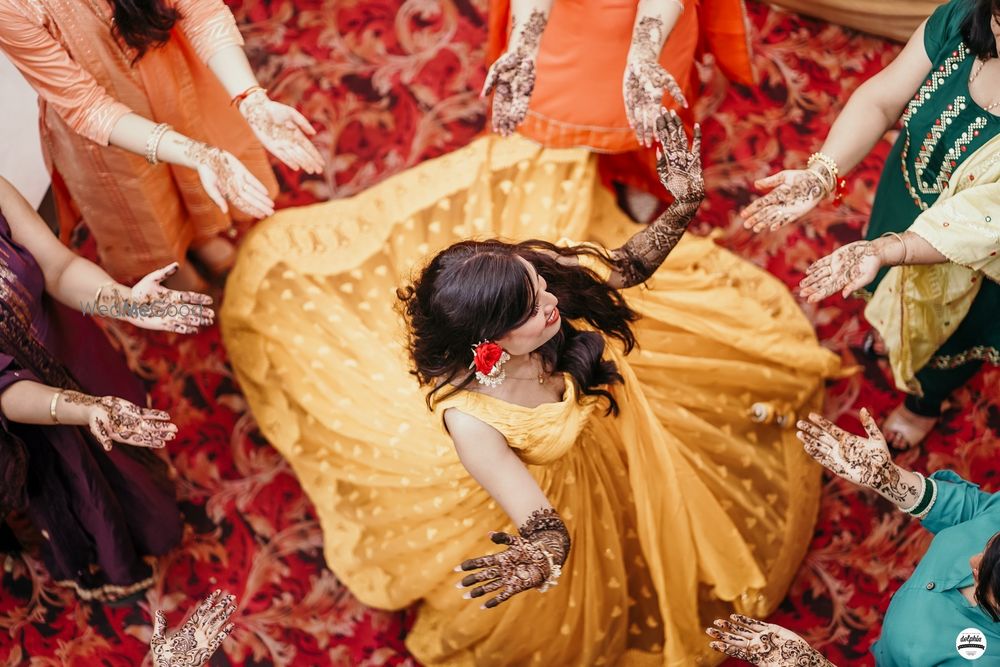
(220, 135, 841, 666)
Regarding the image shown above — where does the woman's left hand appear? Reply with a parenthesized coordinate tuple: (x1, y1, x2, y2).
(239, 91, 325, 174)
(706, 614, 835, 666)
(456, 529, 567, 609)
(799, 240, 881, 303)
(121, 263, 215, 334)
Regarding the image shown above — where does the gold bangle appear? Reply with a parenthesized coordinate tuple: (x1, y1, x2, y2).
(94, 281, 115, 309)
(880, 231, 907, 266)
(144, 123, 172, 165)
(807, 152, 840, 196)
(49, 389, 63, 424)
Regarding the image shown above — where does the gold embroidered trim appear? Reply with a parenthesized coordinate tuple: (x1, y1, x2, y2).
(928, 345, 1000, 369)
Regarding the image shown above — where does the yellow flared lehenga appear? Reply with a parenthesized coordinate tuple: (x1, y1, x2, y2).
(220, 135, 841, 666)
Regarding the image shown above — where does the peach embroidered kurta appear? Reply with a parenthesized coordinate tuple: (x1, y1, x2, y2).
(0, 0, 278, 281)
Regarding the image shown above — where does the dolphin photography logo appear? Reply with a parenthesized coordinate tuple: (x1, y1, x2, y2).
(956, 627, 987, 660)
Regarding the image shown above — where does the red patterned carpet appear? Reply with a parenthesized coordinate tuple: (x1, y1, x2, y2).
(2, 2, 998, 665)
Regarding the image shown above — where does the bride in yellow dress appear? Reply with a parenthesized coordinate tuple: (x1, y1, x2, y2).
(220, 111, 841, 666)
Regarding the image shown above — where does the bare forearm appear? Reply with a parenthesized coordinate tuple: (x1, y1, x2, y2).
(52, 256, 132, 314)
(817, 80, 905, 175)
(873, 231, 948, 267)
(609, 194, 701, 288)
(204, 44, 258, 97)
(628, 0, 683, 60)
(0, 381, 91, 426)
(108, 113, 205, 169)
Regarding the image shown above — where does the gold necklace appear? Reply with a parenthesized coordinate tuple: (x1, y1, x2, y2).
(970, 57, 1000, 111)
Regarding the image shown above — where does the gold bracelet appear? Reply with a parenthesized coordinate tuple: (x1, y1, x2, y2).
(49, 389, 63, 424)
(536, 546, 562, 593)
(94, 281, 115, 309)
(880, 231, 907, 266)
(144, 123, 172, 165)
(807, 152, 840, 196)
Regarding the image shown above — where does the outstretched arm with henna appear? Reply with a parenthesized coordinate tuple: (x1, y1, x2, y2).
(707, 614, 837, 666)
(607, 109, 704, 289)
(444, 407, 570, 609)
(624, 0, 687, 147)
(481, 0, 553, 135)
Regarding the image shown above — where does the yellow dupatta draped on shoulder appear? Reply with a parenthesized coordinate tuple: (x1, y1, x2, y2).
(866, 134, 1000, 394)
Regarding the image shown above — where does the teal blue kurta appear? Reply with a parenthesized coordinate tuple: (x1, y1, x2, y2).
(873, 471, 1000, 666)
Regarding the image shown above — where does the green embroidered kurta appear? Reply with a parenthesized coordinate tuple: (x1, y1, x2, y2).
(866, 0, 1000, 370)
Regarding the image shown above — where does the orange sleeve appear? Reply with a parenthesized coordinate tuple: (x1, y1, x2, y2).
(172, 0, 245, 64)
(0, 0, 132, 145)
(697, 0, 756, 86)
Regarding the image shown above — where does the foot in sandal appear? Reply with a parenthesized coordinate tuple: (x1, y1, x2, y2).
(883, 403, 938, 450)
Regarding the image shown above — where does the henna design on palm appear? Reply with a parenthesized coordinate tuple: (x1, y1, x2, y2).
(239, 91, 324, 174)
(456, 508, 570, 609)
(740, 169, 828, 233)
(610, 109, 703, 287)
(183, 140, 274, 219)
(150, 589, 237, 667)
(799, 240, 881, 303)
(63, 391, 176, 451)
(706, 614, 836, 666)
(796, 409, 919, 505)
(482, 10, 547, 136)
(624, 17, 687, 147)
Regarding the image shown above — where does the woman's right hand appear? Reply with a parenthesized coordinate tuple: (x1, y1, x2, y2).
(186, 141, 275, 219)
(795, 409, 919, 506)
(739, 169, 828, 233)
(481, 10, 548, 136)
(654, 109, 703, 203)
(62, 390, 177, 451)
(707, 615, 835, 666)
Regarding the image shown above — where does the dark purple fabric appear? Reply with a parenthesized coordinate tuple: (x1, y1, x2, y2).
(0, 212, 181, 595)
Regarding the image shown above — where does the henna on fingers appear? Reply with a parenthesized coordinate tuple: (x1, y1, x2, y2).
(796, 409, 920, 506)
(238, 91, 324, 174)
(62, 391, 177, 451)
(799, 240, 881, 302)
(482, 10, 547, 136)
(150, 589, 237, 667)
(624, 17, 686, 147)
(183, 140, 274, 218)
(456, 507, 570, 609)
(740, 169, 828, 233)
(609, 110, 703, 287)
(706, 614, 836, 666)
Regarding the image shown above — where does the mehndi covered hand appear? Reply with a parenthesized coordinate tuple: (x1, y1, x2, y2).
(150, 589, 237, 667)
(456, 508, 570, 609)
(61, 391, 177, 451)
(481, 10, 548, 136)
(740, 169, 828, 233)
(654, 108, 703, 202)
(798, 240, 881, 303)
(624, 16, 687, 148)
(706, 614, 836, 666)
(102, 264, 214, 334)
(796, 409, 918, 505)
(238, 90, 325, 175)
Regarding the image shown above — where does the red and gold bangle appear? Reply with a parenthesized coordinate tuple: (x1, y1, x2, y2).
(231, 85, 266, 109)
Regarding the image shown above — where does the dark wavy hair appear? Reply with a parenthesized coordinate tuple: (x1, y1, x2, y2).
(976, 531, 1000, 621)
(398, 239, 639, 415)
(110, 0, 180, 61)
(961, 0, 1000, 58)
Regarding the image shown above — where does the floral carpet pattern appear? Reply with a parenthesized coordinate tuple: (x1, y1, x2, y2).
(2, 1, 997, 665)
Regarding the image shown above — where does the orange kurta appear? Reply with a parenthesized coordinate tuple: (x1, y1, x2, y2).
(488, 0, 755, 192)
(0, 0, 278, 282)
